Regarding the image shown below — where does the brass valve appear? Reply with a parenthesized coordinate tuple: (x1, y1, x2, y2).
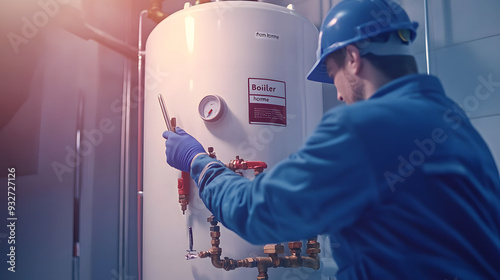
(208, 147, 217, 159)
(263, 244, 285, 255)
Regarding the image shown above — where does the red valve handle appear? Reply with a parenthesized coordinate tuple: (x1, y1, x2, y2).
(244, 161, 268, 170)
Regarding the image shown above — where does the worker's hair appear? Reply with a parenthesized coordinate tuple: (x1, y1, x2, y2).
(330, 49, 418, 81)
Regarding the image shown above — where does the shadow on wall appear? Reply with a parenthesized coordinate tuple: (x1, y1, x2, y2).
(0, 1, 48, 176)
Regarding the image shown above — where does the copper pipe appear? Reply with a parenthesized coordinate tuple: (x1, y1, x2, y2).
(257, 265, 269, 280)
(147, 0, 168, 23)
(199, 216, 321, 279)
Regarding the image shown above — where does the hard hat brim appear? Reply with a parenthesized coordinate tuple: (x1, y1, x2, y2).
(306, 37, 360, 84)
(307, 57, 333, 84)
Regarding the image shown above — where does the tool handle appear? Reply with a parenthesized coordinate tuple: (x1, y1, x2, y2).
(158, 94, 172, 131)
(171, 118, 176, 133)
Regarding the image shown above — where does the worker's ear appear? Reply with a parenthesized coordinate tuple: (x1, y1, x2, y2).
(344, 45, 362, 75)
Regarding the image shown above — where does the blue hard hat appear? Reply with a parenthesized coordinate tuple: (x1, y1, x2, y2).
(307, 0, 419, 83)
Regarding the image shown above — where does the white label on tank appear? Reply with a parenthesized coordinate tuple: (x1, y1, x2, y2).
(248, 78, 286, 126)
(255, 31, 280, 40)
(249, 95, 286, 107)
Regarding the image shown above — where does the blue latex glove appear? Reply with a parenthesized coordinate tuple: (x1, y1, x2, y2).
(163, 127, 206, 172)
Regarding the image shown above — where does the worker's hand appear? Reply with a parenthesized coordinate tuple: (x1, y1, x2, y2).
(163, 127, 206, 172)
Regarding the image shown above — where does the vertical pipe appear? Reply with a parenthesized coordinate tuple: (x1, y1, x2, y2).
(72, 93, 84, 280)
(119, 6, 133, 276)
(137, 9, 148, 280)
(119, 1, 140, 279)
(424, 0, 431, 74)
(319, 0, 323, 27)
(118, 58, 131, 280)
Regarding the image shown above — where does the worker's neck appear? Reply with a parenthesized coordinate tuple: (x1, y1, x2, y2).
(359, 63, 392, 101)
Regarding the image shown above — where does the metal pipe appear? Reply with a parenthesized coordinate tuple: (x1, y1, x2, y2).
(87, 25, 138, 62)
(302, 256, 321, 270)
(119, 0, 137, 275)
(136, 10, 148, 280)
(118, 35, 132, 280)
(198, 216, 321, 279)
(57, 5, 138, 62)
(72, 93, 84, 280)
(148, 0, 168, 23)
(424, 0, 431, 74)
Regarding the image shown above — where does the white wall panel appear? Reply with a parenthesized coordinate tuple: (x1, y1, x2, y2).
(471, 116, 500, 174)
(430, 0, 500, 50)
(435, 34, 500, 119)
(400, 0, 426, 55)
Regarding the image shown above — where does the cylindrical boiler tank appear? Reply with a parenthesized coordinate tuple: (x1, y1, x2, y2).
(143, 1, 324, 279)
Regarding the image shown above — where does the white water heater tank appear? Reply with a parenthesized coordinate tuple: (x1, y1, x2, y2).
(143, 1, 324, 279)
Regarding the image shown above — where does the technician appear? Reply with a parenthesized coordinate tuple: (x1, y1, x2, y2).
(163, 0, 500, 278)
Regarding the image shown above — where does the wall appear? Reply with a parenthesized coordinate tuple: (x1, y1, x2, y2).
(0, 0, 140, 279)
(427, 0, 500, 171)
(400, 0, 500, 172)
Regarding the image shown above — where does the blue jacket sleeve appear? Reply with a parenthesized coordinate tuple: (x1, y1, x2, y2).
(191, 108, 379, 245)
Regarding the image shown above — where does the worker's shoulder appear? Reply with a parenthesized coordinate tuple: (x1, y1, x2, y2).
(322, 97, 442, 145)
(322, 97, 407, 124)
(335, 74, 447, 125)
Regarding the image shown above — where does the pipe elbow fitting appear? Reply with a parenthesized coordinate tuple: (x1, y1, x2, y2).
(210, 255, 224, 269)
(302, 256, 320, 270)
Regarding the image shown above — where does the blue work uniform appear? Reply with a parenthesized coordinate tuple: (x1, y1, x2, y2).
(190, 74, 500, 279)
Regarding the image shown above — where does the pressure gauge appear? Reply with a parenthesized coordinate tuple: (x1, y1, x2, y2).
(198, 95, 225, 122)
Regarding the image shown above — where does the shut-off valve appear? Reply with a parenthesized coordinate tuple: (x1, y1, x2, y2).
(225, 156, 268, 176)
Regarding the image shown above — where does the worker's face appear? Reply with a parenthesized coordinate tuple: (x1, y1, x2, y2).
(325, 50, 365, 105)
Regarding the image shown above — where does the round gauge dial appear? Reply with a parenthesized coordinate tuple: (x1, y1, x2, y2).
(198, 95, 225, 122)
